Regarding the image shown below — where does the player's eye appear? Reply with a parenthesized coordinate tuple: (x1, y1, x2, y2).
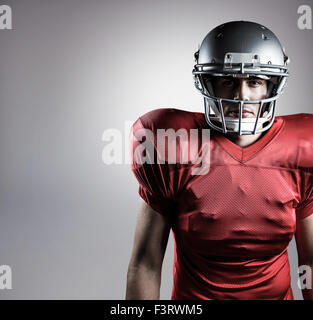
(221, 79, 234, 87)
(248, 80, 263, 86)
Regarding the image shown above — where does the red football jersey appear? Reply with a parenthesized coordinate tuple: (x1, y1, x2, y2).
(130, 108, 313, 300)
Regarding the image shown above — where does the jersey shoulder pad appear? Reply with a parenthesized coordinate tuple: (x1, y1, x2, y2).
(278, 113, 313, 168)
(279, 113, 313, 137)
(135, 108, 204, 132)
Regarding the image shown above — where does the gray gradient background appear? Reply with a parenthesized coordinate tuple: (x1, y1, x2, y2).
(0, 0, 312, 299)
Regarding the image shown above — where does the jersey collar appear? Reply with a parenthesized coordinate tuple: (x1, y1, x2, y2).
(212, 117, 285, 163)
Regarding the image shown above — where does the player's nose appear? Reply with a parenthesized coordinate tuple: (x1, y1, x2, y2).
(233, 80, 249, 101)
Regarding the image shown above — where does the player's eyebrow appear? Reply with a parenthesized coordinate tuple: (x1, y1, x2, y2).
(247, 76, 265, 81)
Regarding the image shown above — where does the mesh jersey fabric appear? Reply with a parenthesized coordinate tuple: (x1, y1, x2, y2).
(130, 108, 313, 300)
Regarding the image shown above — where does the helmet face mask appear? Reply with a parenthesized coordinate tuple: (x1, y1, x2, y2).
(193, 21, 289, 135)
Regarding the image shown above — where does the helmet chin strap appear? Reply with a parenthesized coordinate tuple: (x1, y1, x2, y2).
(210, 115, 270, 132)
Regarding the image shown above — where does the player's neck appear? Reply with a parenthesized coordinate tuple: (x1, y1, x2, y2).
(225, 132, 263, 148)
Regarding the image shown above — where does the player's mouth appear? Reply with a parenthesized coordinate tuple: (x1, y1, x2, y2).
(226, 109, 255, 118)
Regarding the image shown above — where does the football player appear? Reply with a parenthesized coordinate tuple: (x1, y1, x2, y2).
(126, 21, 313, 300)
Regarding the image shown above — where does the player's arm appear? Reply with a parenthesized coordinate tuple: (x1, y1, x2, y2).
(125, 199, 171, 300)
(295, 214, 313, 300)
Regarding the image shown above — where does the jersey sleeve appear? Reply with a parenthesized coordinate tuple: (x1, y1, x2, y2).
(296, 169, 313, 220)
(129, 116, 178, 218)
(290, 115, 313, 220)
